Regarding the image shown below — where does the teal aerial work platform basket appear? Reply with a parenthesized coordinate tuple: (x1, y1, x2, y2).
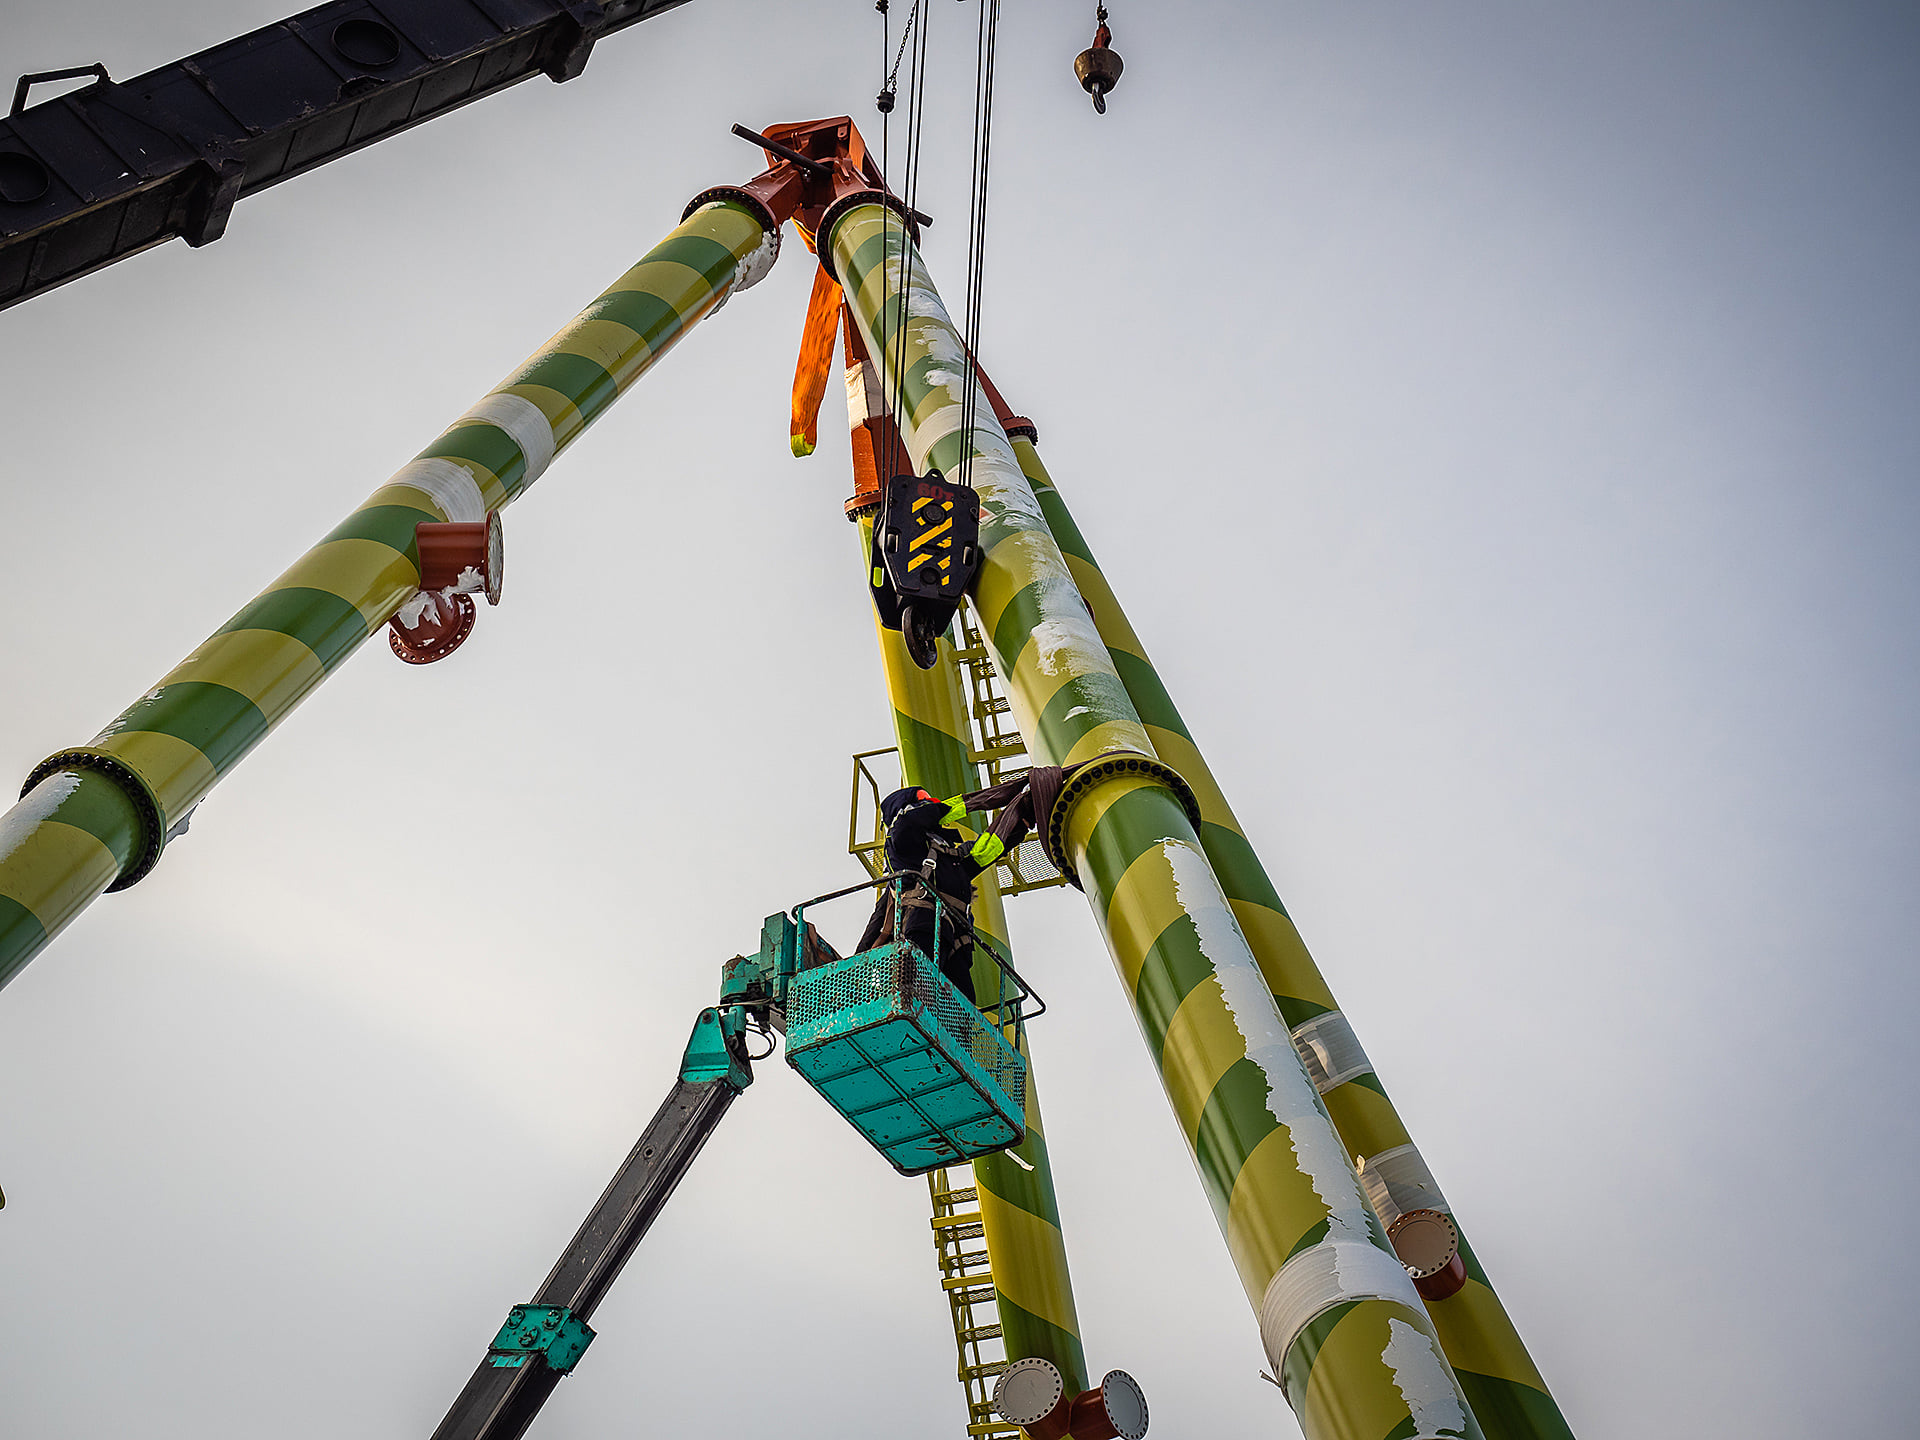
(785, 936, 1029, 1175)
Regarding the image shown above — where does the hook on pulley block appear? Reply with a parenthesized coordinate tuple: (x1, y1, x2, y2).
(1074, 7, 1123, 114)
(868, 471, 980, 670)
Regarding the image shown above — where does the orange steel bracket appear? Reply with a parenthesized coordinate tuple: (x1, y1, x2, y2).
(747, 116, 927, 273)
(736, 117, 921, 462)
(680, 116, 884, 236)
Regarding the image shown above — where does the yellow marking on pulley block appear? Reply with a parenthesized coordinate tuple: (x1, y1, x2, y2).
(911, 517, 954, 549)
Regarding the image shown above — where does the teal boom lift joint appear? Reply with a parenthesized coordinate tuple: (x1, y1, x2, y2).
(679, 1006, 754, 1092)
(486, 1305, 595, 1375)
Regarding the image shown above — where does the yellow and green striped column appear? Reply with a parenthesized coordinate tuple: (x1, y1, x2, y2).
(826, 203, 1481, 1440)
(1011, 434, 1573, 1440)
(855, 509, 1090, 1392)
(0, 199, 781, 992)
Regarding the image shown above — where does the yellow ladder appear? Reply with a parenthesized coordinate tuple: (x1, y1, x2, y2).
(952, 603, 1069, 897)
(954, 603, 1028, 786)
(927, 1167, 1025, 1439)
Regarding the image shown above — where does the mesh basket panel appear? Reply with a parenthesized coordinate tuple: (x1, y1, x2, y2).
(786, 941, 1028, 1173)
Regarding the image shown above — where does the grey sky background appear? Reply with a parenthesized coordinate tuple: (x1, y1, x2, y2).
(2, 2, 1917, 1436)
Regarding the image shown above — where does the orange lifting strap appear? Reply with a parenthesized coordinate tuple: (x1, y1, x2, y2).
(791, 263, 843, 457)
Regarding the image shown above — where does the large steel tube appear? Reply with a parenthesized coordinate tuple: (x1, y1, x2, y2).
(0, 198, 780, 991)
(854, 509, 1091, 1394)
(843, 321, 1089, 1387)
(826, 201, 1482, 1440)
(1010, 434, 1574, 1440)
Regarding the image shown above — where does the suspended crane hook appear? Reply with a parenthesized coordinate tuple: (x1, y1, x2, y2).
(1074, 6, 1123, 115)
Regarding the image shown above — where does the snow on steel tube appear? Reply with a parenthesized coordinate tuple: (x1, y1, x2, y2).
(825, 200, 1483, 1440)
(0, 198, 779, 992)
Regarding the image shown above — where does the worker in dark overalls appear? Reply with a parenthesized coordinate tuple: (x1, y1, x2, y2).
(860, 787, 1031, 1004)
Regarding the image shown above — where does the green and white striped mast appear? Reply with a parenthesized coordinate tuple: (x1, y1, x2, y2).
(836, 288, 1094, 1405)
(1003, 423, 1574, 1440)
(825, 195, 1485, 1440)
(0, 194, 783, 990)
(853, 571, 1093, 1397)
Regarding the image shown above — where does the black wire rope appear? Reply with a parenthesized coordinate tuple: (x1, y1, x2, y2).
(881, 0, 932, 488)
(871, 1, 1000, 494)
(957, 0, 1000, 489)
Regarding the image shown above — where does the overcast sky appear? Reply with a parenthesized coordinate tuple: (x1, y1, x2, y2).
(2, 2, 1917, 1437)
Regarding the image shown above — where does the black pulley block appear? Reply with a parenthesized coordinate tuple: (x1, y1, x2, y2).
(868, 471, 981, 668)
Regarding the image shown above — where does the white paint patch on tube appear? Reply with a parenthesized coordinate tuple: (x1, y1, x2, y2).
(1161, 836, 1427, 1376)
(1381, 1318, 1470, 1437)
(1162, 837, 1373, 1243)
(1031, 614, 1109, 679)
(731, 219, 780, 291)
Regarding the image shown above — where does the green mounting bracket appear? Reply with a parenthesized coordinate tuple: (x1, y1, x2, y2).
(719, 950, 772, 1011)
(486, 1304, 595, 1374)
(679, 1007, 753, 1092)
(762, 912, 800, 980)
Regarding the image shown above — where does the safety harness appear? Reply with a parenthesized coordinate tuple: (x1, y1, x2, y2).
(861, 762, 1092, 962)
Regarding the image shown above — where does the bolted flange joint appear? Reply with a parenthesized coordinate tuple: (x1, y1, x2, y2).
(389, 513, 502, 664)
(1042, 752, 1203, 889)
(995, 1359, 1150, 1440)
(20, 749, 168, 891)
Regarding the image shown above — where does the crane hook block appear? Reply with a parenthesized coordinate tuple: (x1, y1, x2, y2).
(1074, 19, 1124, 115)
(869, 472, 980, 670)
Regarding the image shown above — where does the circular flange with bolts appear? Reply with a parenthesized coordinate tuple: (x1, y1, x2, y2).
(389, 591, 476, 664)
(1387, 1207, 1468, 1301)
(1081, 1369, 1149, 1440)
(481, 508, 504, 605)
(1043, 752, 1203, 888)
(679, 187, 779, 234)
(20, 748, 167, 891)
(816, 189, 925, 284)
(994, 1357, 1065, 1429)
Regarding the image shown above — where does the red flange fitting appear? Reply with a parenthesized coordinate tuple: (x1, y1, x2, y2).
(1388, 1208, 1469, 1301)
(415, 511, 503, 605)
(388, 512, 502, 664)
(388, 590, 475, 664)
(994, 1360, 1148, 1440)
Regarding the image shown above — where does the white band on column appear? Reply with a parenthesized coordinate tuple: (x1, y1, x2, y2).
(1257, 1240, 1425, 1386)
(391, 457, 485, 523)
(462, 392, 555, 490)
(1290, 1010, 1374, 1093)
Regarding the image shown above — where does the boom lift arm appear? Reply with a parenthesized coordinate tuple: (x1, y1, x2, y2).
(430, 884, 1045, 1440)
(431, 1006, 755, 1440)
